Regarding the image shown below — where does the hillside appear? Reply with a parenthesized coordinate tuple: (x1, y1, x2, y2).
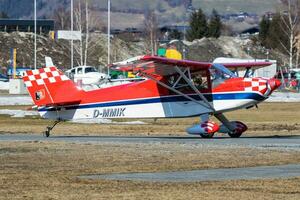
(0, 32, 147, 69)
(0, 0, 280, 20)
(0, 32, 287, 71)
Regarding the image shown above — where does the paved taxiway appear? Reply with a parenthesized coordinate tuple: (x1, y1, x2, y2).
(79, 164, 300, 182)
(0, 134, 300, 151)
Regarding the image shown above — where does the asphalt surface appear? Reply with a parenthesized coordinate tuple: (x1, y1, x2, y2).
(79, 164, 300, 182)
(0, 134, 300, 151)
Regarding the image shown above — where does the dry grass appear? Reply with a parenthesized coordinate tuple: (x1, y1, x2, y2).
(0, 102, 299, 137)
(0, 102, 299, 199)
(0, 141, 300, 199)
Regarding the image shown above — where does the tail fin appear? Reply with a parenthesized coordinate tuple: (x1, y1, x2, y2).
(23, 66, 83, 107)
(45, 57, 54, 67)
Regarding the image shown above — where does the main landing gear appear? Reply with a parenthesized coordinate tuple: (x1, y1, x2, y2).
(215, 113, 248, 138)
(44, 120, 61, 137)
(186, 113, 248, 138)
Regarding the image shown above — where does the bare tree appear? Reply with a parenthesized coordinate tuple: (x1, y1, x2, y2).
(144, 10, 158, 55)
(279, 0, 300, 73)
(73, 0, 101, 66)
(53, 6, 70, 30)
(74, 1, 83, 66)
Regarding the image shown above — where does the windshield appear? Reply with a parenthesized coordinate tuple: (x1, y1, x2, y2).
(85, 67, 98, 73)
(210, 64, 237, 88)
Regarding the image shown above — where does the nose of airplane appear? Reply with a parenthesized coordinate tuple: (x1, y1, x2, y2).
(268, 78, 281, 92)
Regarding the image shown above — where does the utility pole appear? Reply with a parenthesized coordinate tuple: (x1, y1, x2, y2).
(107, 0, 111, 76)
(71, 0, 74, 69)
(34, 0, 37, 69)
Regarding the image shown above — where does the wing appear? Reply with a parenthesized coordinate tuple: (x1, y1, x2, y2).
(221, 62, 273, 71)
(114, 55, 211, 76)
(114, 55, 272, 77)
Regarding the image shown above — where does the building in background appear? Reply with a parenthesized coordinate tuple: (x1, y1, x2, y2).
(0, 19, 54, 34)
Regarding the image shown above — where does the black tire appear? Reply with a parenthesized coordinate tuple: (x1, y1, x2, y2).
(44, 129, 50, 137)
(228, 132, 242, 138)
(200, 133, 215, 138)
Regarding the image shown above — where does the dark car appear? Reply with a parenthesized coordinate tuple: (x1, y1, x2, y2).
(274, 71, 297, 87)
(0, 74, 8, 82)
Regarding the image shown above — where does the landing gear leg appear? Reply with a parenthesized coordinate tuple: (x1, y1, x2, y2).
(214, 113, 235, 132)
(44, 120, 61, 137)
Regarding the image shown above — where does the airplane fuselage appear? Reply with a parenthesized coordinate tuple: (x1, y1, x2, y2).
(38, 78, 268, 120)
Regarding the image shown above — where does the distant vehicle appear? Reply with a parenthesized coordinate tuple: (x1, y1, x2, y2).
(65, 66, 108, 85)
(0, 74, 8, 82)
(7, 67, 31, 77)
(111, 29, 122, 35)
(274, 70, 297, 88)
(125, 27, 141, 33)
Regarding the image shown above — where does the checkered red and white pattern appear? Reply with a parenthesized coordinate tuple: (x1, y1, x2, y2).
(23, 67, 69, 88)
(243, 78, 267, 93)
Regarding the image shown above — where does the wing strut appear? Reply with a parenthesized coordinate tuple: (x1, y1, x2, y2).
(140, 70, 214, 112)
(174, 66, 215, 112)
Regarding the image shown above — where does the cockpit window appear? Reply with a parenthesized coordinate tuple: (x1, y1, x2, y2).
(210, 64, 237, 87)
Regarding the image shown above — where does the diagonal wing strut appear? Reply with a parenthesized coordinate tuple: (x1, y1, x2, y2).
(140, 66, 215, 112)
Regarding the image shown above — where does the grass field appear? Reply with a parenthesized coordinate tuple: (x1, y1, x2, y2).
(0, 141, 300, 199)
(193, 0, 280, 14)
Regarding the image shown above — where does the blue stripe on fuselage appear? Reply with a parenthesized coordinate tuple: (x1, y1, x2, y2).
(39, 92, 266, 112)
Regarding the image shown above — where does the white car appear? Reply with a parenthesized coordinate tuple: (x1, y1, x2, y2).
(66, 66, 108, 85)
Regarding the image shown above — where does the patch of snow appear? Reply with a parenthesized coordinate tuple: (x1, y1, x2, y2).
(0, 109, 38, 118)
(0, 96, 33, 105)
(267, 92, 300, 102)
(0, 81, 9, 90)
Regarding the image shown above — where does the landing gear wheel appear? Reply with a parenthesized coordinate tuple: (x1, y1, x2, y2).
(43, 120, 61, 138)
(200, 133, 215, 138)
(228, 131, 242, 138)
(45, 129, 50, 137)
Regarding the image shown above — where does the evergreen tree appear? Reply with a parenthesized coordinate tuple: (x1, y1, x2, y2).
(259, 16, 270, 45)
(208, 9, 222, 38)
(187, 8, 208, 41)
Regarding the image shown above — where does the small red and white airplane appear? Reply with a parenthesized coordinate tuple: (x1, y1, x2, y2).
(22, 55, 281, 138)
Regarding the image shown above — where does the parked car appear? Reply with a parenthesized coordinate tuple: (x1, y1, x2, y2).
(274, 70, 297, 88)
(7, 67, 31, 77)
(0, 74, 8, 82)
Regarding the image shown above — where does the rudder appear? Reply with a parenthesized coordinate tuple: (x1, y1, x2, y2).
(23, 66, 82, 107)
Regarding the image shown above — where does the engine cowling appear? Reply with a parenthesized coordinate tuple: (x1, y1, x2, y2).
(187, 121, 220, 138)
(219, 121, 248, 135)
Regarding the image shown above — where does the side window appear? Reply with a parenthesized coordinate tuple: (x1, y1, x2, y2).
(71, 69, 75, 74)
(77, 67, 83, 74)
(192, 70, 209, 90)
